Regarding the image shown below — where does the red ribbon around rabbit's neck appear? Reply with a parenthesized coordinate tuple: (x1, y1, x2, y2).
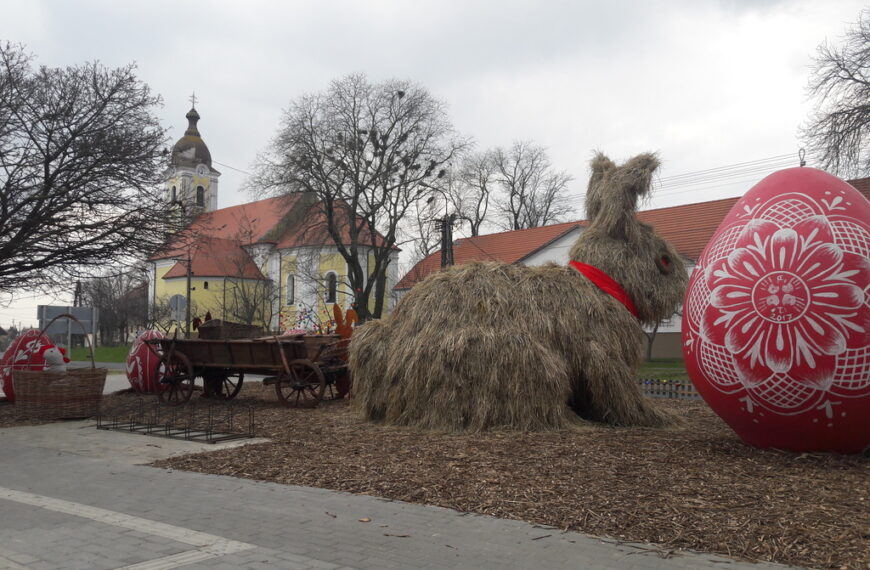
(568, 261, 640, 320)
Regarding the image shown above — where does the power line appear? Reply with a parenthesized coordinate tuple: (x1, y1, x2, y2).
(651, 153, 801, 197)
(213, 160, 252, 176)
(656, 154, 794, 183)
(569, 152, 803, 203)
(654, 161, 795, 194)
(653, 176, 775, 198)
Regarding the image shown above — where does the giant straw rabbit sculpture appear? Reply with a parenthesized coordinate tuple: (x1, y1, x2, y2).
(350, 152, 689, 431)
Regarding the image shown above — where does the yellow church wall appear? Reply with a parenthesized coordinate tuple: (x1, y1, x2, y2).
(278, 253, 300, 331)
(319, 252, 347, 306)
(192, 174, 211, 189)
(158, 277, 222, 316)
(158, 276, 273, 329)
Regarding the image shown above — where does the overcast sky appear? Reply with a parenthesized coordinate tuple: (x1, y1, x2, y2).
(0, 0, 865, 327)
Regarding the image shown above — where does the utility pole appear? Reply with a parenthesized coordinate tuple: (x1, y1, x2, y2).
(185, 257, 193, 337)
(435, 213, 457, 268)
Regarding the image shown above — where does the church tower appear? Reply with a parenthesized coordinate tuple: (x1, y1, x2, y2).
(165, 97, 220, 213)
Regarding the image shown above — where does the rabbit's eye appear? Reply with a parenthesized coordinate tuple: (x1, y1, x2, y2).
(655, 254, 673, 274)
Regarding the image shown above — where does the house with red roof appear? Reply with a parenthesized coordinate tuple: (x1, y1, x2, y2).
(396, 177, 870, 357)
(148, 108, 398, 332)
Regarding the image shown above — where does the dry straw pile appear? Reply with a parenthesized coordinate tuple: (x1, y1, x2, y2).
(350, 152, 688, 431)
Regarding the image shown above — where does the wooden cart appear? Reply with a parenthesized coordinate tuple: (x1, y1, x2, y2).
(148, 334, 350, 407)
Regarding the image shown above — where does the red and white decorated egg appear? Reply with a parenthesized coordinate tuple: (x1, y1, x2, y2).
(683, 167, 870, 453)
(0, 330, 53, 401)
(126, 330, 166, 393)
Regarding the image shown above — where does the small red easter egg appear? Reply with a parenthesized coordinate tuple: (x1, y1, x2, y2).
(682, 168, 870, 453)
(0, 330, 53, 401)
(126, 330, 166, 393)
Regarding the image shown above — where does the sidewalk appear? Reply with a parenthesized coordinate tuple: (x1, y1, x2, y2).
(0, 422, 794, 570)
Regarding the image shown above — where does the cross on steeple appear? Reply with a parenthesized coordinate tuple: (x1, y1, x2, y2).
(189, 91, 198, 108)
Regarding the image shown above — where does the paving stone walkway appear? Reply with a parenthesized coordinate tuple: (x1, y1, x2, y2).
(0, 424, 794, 570)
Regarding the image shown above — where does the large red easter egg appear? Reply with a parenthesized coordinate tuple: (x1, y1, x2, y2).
(126, 330, 166, 393)
(683, 168, 870, 453)
(0, 330, 53, 401)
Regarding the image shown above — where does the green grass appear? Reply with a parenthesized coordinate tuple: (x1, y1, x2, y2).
(69, 344, 131, 363)
(639, 358, 688, 380)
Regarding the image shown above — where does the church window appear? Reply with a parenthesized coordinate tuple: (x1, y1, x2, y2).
(168, 294, 186, 322)
(196, 186, 205, 207)
(286, 275, 295, 304)
(325, 272, 337, 303)
(203, 281, 209, 290)
(171, 186, 177, 202)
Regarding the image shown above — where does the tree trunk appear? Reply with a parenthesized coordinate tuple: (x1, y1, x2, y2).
(372, 267, 387, 319)
(645, 323, 659, 361)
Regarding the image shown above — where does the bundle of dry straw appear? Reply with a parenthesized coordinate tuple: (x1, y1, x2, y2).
(350, 152, 688, 432)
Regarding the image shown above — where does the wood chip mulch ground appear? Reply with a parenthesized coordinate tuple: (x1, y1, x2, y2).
(0, 400, 63, 427)
(11, 384, 870, 569)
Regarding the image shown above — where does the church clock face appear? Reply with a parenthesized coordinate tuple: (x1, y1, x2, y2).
(197, 164, 208, 176)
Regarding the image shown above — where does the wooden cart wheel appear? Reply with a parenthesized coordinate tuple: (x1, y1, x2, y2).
(156, 351, 195, 405)
(203, 369, 244, 400)
(275, 358, 326, 408)
(322, 374, 337, 401)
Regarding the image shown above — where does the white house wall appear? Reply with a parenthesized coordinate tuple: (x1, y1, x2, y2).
(387, 250, 400, 310)
(521, 228, 583, 266)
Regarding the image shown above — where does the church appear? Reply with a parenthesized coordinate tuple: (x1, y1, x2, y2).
(147, 104, 399, 333)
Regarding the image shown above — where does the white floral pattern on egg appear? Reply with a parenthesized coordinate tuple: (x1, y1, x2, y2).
(683, 167, 870, 453)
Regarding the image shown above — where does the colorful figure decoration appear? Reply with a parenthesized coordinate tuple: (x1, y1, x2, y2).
(333, 304, 357, 339)
(0, 330, 53, 401)
(683, 167, 869, 453)
(350, 153, 688, 431)
(40, 345, 70, 373)
(126, 330, 167, 393)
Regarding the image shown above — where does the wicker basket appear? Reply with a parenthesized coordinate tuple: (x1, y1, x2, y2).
(11, 314, 106, 419)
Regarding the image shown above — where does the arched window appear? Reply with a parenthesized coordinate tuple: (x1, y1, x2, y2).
(168, 294, 186, 322)
(325, 272, 337, 303)
(286, 274, 295, 305)
(196, 186, 205, 207)
(171, 186, 177, 202)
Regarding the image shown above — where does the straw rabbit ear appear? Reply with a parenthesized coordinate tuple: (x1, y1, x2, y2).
(584, 153, 616, 221)
(588, 152, 660, 237)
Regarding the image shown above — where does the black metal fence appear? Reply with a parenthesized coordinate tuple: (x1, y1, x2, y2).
(97, 398, 256, 443)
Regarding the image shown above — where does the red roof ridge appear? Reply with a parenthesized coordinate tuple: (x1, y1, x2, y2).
(204, 194, 293, 216)
(458, 220, 582, 241)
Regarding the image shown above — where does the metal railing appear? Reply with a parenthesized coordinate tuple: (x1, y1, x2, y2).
(97, 397, 255, 443)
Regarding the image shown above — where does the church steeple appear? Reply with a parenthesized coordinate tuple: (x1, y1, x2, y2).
(184, 107, 201, 136)
(164, 95, 220, 213)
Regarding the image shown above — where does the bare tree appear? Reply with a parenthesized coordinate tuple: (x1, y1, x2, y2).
(451, 151, 495, 236)
(80, 268, 149, 344)
(0, 43, 181, 295)
(219, 277, 277, 328)
(254, 74, 466, 321)
(491, 141, 574, 230)
(402, 189, 447, 264)
(151, 294, 201, 335)
(802, 9, 870, 177)
(210, 219, 280, 329)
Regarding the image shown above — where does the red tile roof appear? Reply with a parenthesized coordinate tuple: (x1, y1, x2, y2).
(395, 221, 581, 289)
(161, 236, 266, 280)
(395, 177, 870, 290)
(152, 193, 395, 280)
(276, 205, 393, 249)
(188, 195, 299, 244)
